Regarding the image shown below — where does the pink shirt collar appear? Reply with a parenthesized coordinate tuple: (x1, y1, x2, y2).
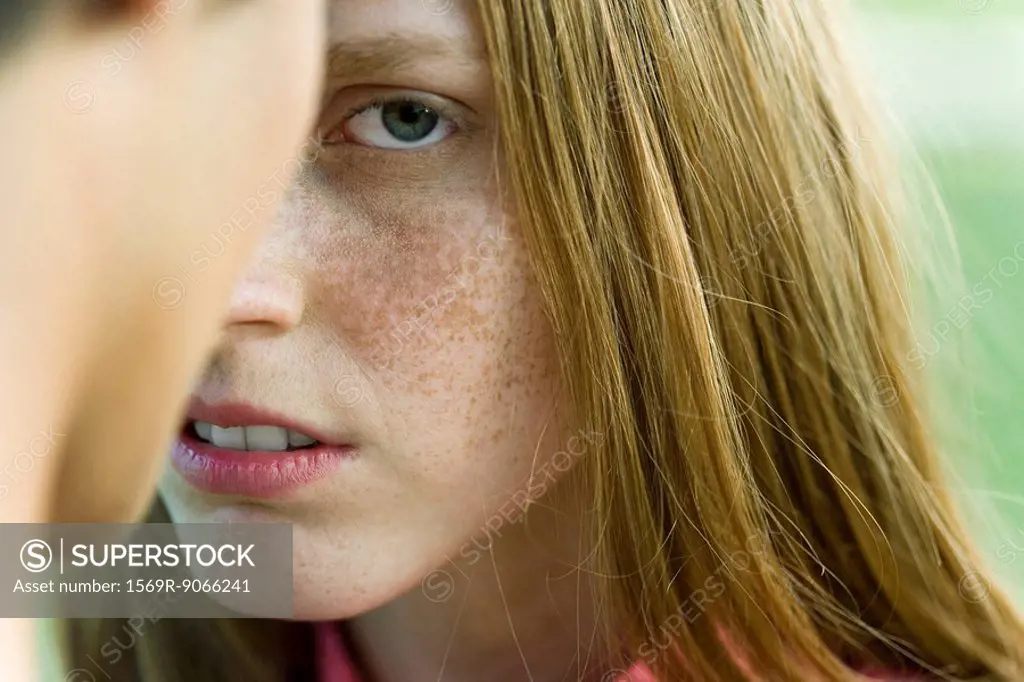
(315, 622, 361, 682)
(314, 622, 656, 682)
(314, 622, 908, 681)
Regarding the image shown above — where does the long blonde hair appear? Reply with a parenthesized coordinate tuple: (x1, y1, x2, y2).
(66, 0, 1024, 679)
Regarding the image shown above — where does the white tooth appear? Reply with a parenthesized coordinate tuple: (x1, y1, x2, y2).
(194, 421, 213, 441)
(287, 430, 317, 448)
(210, 425, 246, 450)
(244, 425, 289, 452)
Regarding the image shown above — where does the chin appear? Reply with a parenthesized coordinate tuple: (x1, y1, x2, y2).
(288, 535, 438, 622)
(160, 489, 415, 622)
(290, 577, 393, 621)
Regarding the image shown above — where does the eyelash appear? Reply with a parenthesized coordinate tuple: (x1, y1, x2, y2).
(345, 95, 415, 120)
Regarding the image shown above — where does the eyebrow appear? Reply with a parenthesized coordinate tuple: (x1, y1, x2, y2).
(326, 34, 484, 80)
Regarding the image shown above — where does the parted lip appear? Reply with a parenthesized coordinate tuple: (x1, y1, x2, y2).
(171, 433, 354, 499)
(185, 399, 348, 447)
(172, 399, 358, 499)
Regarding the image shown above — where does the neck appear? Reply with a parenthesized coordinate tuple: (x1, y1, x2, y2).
(346, 485, 601, 682)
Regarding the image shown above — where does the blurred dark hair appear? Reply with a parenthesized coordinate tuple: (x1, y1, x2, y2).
(0, 0, 134, 54)
(0, 0, 44, 52)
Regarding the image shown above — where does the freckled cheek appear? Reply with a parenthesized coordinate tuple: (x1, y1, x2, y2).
(398, 246, 565, 498)
(365, 252, 517, 385)
(307, 207, 509, 372)
(337, 255, 454, 360)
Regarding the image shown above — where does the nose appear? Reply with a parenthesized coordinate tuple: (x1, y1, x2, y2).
(221, 165, 316, 337)
(221, 209, 307, 338)
(222, 164, 327, 338)
(223, 264, 305, 335)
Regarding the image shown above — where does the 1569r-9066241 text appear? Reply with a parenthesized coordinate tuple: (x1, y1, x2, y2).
(126, 578, 250, 593)
(10, 578, 250, 593)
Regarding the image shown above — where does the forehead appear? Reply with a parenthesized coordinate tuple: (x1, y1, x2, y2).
(324, 0, 488, 93)
(327, 0, 483, 51)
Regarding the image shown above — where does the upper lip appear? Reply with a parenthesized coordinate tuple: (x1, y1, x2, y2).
(185, 399, 345, 447)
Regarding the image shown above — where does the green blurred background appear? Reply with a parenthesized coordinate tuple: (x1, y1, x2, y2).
(853, 0, 1023, 599)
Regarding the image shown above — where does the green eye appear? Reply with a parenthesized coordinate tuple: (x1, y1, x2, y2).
(381, 102, 440, 143)
(337, 96, 455, 150)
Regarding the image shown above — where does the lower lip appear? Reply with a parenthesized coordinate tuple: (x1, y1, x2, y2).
(171, 430, 355, 499)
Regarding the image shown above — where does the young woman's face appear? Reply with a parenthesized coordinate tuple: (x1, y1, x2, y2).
(160, 0, 568, 619)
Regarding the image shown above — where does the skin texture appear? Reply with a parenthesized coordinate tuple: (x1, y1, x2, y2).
(160, 1, 593, 680)
(0, 1, 325, 680)
(0, 0, 325, 524)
